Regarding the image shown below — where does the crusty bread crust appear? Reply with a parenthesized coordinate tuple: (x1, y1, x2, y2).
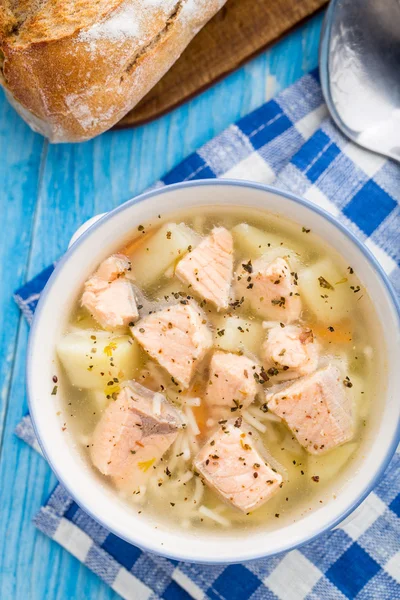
(0, 0, 227, 142)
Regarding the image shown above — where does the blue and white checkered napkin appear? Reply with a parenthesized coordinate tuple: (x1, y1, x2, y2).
(15, 70, 400, 600)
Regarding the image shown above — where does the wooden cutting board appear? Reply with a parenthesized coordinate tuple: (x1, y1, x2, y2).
(116, 0, 327, 129)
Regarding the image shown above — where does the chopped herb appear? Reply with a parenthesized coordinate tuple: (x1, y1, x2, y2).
(271, 296, 286, 307)
(253, 368, 269, 384)
(302, 227, 311, 233)
(166, 231, 172, 239)
(267, 367, 279, 377)
(318, 276, 334, 290)
(230, 399, 242, 412)
(343, 376, 353, 388)
(229, 296, 245, 309)
(51, 385, 58, 396)
(327, 326, 335, 332)
(217, 329, 225, 337)
(138, 225, 144, 231)
(170, 502, 175, 507)
(347, 266, 354, 274)
(259, 367, 269, 383)
(242, 260, 253, 274)
(247, 283, 254, 289)
(234, 416, 243, 428)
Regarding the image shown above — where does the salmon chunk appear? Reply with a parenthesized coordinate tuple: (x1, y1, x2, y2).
(90, 381, 181, 493)
(262, 325, 319, 381)
(235, 256, 301, 322)
(82, 254, 139, 330)
(194, 421, 283, 513)
(131, 302, 213, 388)
(205, 351, 258, 421)
(95, 254, 132, 282)
(266, 365, 353, 454)
(175, 227, 233, 310)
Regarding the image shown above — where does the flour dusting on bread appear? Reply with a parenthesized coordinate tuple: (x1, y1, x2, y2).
(78, 0, 178, 44)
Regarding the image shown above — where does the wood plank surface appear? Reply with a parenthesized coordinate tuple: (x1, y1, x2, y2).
(0, 101, 44, 444)
(118, 0, 328, 127)
(0, 12, 324, 600)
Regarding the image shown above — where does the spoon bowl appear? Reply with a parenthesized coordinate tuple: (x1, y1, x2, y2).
(320, 0, 400, 161)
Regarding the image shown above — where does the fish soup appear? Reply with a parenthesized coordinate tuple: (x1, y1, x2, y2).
(57, 207, 384, 532)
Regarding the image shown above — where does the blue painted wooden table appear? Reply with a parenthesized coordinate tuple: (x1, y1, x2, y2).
(0, 13, 323, 599)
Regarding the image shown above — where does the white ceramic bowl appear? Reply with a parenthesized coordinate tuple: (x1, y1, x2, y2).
(27, 180, 400, 563)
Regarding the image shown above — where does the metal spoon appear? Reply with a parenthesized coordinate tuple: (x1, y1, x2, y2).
(319, 0, 400, 161)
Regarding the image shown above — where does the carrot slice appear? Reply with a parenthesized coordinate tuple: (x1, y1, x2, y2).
(312, 319, 353, 344)
(122, 228, 157, 257)
(192, 401, 208, 436)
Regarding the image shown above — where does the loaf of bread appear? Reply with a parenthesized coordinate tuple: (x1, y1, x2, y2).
(0, 0, 227, 142)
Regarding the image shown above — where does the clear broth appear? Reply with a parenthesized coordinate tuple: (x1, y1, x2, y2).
(59, 206, 385, 533)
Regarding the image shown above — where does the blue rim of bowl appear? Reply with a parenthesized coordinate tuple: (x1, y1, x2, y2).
(27, 179, 400, 564)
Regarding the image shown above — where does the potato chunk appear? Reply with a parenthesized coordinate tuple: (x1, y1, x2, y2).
(298, 258, 354, 322)
(213, 315, 264, 354)
(57, 330, 142, 389)
(232, 223, 301, 262)
(130, 223, 199, 287)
